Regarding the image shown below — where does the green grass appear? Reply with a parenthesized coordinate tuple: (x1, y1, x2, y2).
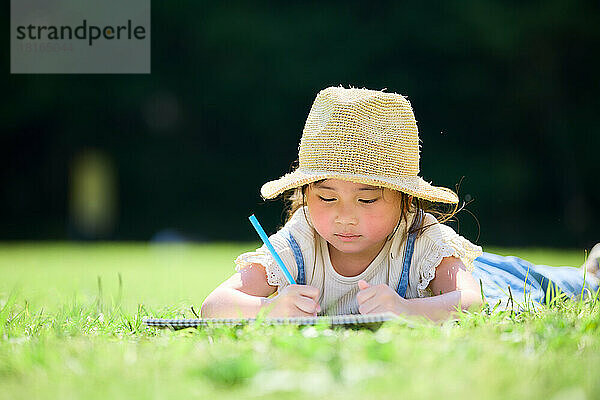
(1, 243, 599, 400)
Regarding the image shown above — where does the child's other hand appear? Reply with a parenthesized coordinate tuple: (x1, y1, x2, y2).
(263, 284, 321, 317)
(356, 279, 406, 315)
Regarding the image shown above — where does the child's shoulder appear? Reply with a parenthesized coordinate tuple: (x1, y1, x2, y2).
(286, 205, 310, 226)
(281, 206, 315, 243)
(416, 211, 483, 270)
(419, 212, 459, 243)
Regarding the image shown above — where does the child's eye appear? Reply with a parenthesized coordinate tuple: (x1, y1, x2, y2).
(359, 198, 379, 204)
(318, 196, 336, 202)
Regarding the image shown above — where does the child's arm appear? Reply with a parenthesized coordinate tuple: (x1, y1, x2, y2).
(200, 263, 321, 318)
(357, 256, 482, 321)
(200, 263, 275, 318)
(419, 255, 483, 316)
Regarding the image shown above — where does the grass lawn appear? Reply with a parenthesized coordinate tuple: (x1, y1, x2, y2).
(1, 243, 599, 400)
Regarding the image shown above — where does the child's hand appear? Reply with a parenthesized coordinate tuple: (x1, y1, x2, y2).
(263, 284, 321, 317)
(356, 279, 407, 315)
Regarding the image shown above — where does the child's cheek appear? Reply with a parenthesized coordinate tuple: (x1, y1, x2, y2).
(307, 203, 330, 234)
(309, 207, 329, 234)
(363, 219, 391, 239)
(363, 208, 400, 237)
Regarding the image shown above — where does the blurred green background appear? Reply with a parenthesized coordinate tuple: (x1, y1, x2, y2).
(2, 1, 599, 247)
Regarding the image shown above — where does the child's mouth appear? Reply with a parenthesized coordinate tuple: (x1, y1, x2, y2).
(335, 233, 361, 242)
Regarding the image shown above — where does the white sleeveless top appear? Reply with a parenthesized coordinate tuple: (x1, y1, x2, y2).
(235, 206, 483, 315)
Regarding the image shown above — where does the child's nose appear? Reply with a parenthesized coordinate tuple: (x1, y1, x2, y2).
(334, 204, 358, 225)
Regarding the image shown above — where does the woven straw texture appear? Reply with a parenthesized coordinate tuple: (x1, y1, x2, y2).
(261, 86, 458, 204)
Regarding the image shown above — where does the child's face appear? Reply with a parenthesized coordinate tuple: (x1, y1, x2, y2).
(306, 179, 404, 261)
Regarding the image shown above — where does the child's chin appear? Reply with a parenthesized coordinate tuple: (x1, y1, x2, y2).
(330, 240, 366, 253)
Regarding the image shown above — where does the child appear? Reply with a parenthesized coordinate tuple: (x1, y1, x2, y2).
(201, 86, 599, 321)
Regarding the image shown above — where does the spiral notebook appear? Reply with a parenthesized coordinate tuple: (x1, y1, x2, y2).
(143, 312, 399, 330)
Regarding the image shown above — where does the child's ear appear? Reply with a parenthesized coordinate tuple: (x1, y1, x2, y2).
(403, 194, 414, 212)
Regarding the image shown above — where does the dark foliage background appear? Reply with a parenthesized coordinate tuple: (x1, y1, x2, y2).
(2, 1, 599, 248)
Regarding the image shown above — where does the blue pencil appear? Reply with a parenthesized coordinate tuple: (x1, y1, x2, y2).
(248, 214, 296, 285)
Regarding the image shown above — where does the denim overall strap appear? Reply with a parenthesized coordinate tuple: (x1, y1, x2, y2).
(285, 231, 306, 285)
(397, 231, 417, 298)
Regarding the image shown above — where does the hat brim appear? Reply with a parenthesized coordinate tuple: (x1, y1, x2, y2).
(260, 169, 459, 204)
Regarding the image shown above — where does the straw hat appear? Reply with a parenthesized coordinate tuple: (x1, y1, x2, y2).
(260, 86, 458, 204)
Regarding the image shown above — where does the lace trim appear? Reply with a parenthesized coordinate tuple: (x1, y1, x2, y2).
(416, 234, 483, 297)
(234, 251, 287, 288)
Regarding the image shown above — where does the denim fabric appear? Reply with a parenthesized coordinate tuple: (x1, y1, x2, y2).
(471, 252, 599, 305)
(286, 232, 305, 285)
(396, 230, 417, 298)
